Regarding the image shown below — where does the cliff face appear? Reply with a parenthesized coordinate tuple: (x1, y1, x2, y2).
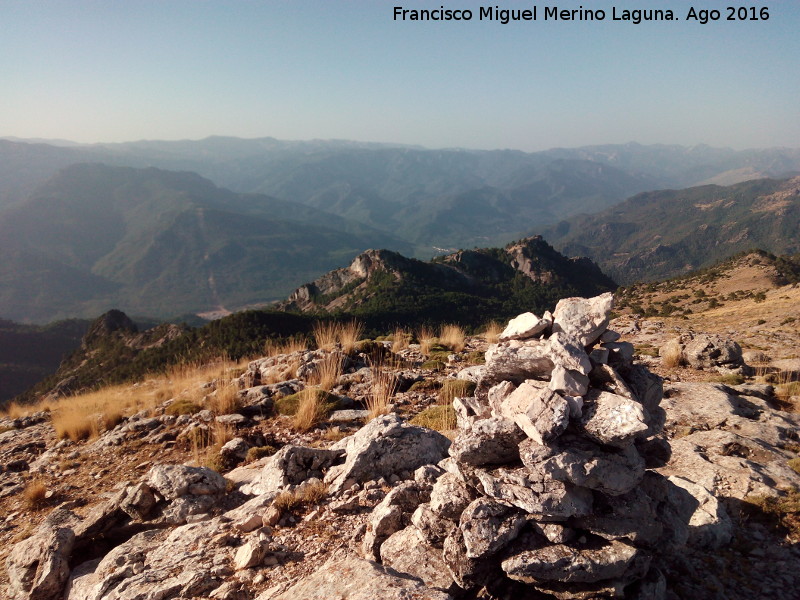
(278, 237, 616, 316)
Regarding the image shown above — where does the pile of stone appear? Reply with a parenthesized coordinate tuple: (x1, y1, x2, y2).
(365, 293, 699, 599)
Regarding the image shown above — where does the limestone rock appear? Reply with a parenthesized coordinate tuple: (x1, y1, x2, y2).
(234, 539, 269, 570)
(411, 503, 458, 547)
(7, 509, 76, 600)
(474, 466, 593, 519)
(547, 331, 592, 376)
(482, 339, 554, 385)
(429, 472, 475, 520)
(146, 464, 227, 500)
(498, 382, 570, 444)
(324, 414, 450, 494)
(265, 556, 453, 600)
(667, 475, 733, 549)
(363, 481, 430, 560)
(459, 497, 526, 559)
(520, 436, 645, 496)
(246, 445, 343, 495)
(448, 417, 525, 467)
(552, 292, 614, 346)
(548, 364, 589, 396)
(380, 527, 456, 591)
(499, 312, 550, 341)
(502, 538, 643, 584)
(683, 333, 744, 370)
(579, 389, 648, 448)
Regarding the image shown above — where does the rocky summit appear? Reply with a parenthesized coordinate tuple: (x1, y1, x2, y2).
(1, 293, 799, 600)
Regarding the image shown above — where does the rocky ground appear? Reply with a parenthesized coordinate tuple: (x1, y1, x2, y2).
(1, 292, 799, 600)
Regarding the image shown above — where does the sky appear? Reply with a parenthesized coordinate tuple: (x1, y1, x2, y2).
(1, 0, 799, 152)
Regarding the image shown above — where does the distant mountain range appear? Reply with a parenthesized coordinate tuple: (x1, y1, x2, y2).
(539, 177, 800, 284)
(0, 163, 411, 322)
(3, 137, 800, 254)
(2, 136, 800, 323)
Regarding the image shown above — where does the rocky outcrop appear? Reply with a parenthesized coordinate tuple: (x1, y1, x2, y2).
(262, 556, 453, 600)
(361, 294, 710, 598)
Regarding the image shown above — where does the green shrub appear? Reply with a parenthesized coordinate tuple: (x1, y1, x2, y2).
(275, 389, 339, 416)
(165, 398, 201, 416)
(246, 445, 277, 462)
(410, 405, 456, 431)
(440, 379, 477, 404)
(409, 379, 443, 392)
(713, 373, 746, 386)
(421, 360, 446, 371)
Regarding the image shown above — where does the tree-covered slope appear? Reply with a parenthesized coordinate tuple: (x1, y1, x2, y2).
(279, 236, 617, 331)
(540, 177, 800, 284)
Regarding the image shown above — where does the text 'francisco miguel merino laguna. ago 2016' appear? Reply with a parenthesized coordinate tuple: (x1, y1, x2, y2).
(393, 6, 771, 25)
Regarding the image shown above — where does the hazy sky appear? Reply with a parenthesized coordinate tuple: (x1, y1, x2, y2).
(2, 0, 798, 151)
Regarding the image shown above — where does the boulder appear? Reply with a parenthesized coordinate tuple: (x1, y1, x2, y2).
(245, 445, 344, 495)
(459, 497, 526, 559)
(7, 509, 76, 600)
(264, 556, 453, 600)
(579, 390, 648, 448)
(380, 527, 457, 591)
(324, 414, 450, 494)
(682, 334, 744, 370)
(520, 436, 646, 496)
(502, 538, 644, 585)
(448, 417, 525, 467)
(498, 382, 570, 445)
(551, 292, 614, 346)
(146, 464, 227, 500)
(499, 312, 550, 341)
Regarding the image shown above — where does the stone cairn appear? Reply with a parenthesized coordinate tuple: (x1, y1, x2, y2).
(367, 292, 690, 599)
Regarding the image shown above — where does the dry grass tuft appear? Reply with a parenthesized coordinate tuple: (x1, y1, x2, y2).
(272, 480, 329, 513)
(416, 326, 436, 355)
(660, 339, 684, 368)
(313, 321, 340, 351)
(439, 324, 466, 353)
(439, 379, 477, 405)
(339, 320, 364, 354)
(1, 401, 27, 419)
(311, 354, 343, 392)
(391, 328, 412, 353)
(24, 479, 48, 509)
(293, 388, 329, 432)
(265, 336, 308, 357)
(208, 383, 240, 415)
(482, 321, 503, 344)
(367, 361, 398, 419)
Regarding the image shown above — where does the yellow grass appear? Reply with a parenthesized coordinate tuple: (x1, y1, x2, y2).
(293, 388, 328, 432)
(208, 383, 240, 415)
(660, 339, 684, 368)
(8, 356, 247, 443)
(416, 326, 436, 355)
(311, 353, 343, 392)
(367, 361, 398, 419)
(24, 479, 48, 509)
(391, 327, 411, 353)
(1, 401, 27, 419)
(482, 321, 503, 344)
(339, 320, 364, 354)
(439, 324, 466, 353)
(313, 321, 340, 351)
(313, 320, 365, 353)
(264, 336, 308, 357)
